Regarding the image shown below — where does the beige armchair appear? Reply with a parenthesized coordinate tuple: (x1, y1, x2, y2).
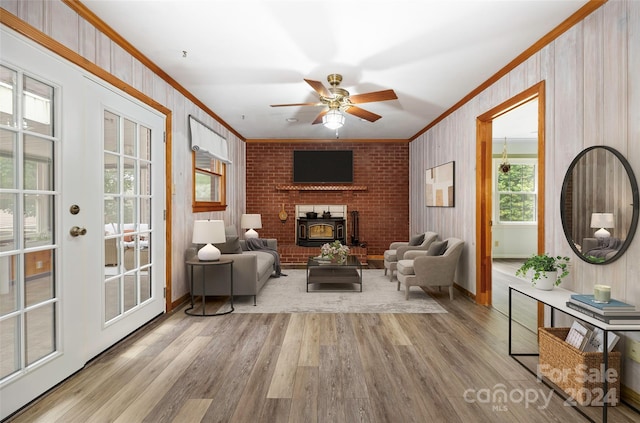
(396, 237, 464, 300)
(383, 231, 438, 281)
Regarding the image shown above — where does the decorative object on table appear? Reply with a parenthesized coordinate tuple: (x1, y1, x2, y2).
(593, 284, 611, 303)
(425, 161, 455, 207)
(278, 203, 288, 223)
(241, 213, 262, 239)
(192, 219, 226, 261)
(515, 253, 570, 290)
(320, 240, 350, 263)
(591, 212, 615, 239)
(498, 137, 511, 174)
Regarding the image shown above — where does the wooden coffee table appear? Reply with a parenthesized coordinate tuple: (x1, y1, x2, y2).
(306, 255, 363, 292)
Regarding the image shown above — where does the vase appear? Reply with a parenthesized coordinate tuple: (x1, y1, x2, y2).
(533, 270, 557, 291)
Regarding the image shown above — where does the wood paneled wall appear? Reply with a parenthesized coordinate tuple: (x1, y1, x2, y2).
(409, 0, 639, 391)
(0, 0, 246, 303)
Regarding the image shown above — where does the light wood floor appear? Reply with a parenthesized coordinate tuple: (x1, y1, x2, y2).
(6, 283, 640, 422)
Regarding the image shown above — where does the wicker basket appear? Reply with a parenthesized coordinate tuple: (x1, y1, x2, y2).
(538, 327, 621, 406)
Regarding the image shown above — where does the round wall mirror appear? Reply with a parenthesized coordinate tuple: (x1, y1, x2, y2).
(561, 146, 639, 264)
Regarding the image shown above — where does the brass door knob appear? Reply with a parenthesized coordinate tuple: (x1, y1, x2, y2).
(69, 226, 87, 237)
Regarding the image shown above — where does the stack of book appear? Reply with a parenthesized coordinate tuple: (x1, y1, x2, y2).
(566, 294, 640, 325)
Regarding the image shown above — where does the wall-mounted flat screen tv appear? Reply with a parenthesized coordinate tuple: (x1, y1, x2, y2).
(293, 150, 353, 183)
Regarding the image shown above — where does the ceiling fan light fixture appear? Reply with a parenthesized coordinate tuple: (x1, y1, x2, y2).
(323, 109, 345, 129)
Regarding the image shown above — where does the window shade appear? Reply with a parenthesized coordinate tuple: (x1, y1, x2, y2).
(189, 115, 231, 164)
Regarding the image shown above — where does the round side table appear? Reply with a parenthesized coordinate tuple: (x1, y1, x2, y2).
(184, 257, 234, 316)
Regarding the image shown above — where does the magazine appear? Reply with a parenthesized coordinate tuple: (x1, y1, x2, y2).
(582, 327, 620, 353)
(565, 321, 591, 350)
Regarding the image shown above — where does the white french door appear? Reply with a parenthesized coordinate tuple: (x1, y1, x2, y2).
(0, 28, 165, 419)
(83, 78, 165, 359)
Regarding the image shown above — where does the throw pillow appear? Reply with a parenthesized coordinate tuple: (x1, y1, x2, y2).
(225, 225, 238, 237)
(426, 240, 448, 256)
(214, 236, 242, 254)
(408, 233, 425, 246)
(123, 229, 135, 242)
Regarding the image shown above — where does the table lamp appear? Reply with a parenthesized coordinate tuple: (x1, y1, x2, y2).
(192, 220, 226, 261)
(241, 214, 262, 239)
(590, 213, 614, 239)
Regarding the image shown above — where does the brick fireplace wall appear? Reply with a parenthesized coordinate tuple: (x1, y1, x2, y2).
(245, 142, 409, 260)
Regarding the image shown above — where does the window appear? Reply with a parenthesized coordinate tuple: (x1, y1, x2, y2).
(193, 152, 226, 212)
(189, 116, 229, 212)
(495, 159, 537, 223)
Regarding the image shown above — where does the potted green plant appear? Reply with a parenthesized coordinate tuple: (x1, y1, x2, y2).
(515, 253, 570, 290)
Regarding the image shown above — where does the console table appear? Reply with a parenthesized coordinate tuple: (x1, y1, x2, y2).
(508, 280, 640, 422)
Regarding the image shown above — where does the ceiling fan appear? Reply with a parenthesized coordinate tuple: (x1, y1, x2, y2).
(270, 74, 398, 126)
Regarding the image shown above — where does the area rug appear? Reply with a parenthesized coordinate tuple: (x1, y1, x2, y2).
(232, 269, 448, 314)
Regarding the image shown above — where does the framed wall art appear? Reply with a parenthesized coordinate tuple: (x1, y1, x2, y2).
(425, 161, 455, 207)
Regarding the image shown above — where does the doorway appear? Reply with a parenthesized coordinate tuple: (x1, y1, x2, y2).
(475, 82, 546, 321)
(490, 99, 539, 331)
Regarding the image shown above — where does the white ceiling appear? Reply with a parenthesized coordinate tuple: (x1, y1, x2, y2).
(82, 0, 588, 140)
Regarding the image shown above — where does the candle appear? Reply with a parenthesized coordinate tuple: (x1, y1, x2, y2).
(593, 284, 611, 303)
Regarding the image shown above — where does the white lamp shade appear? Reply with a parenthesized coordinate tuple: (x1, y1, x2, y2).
(322, 109, 345, 129)
(241, 214, 262, 229)
(192, 220, 226, 261)
(241, 214, 262, 239)
(590, 213, 614, 239)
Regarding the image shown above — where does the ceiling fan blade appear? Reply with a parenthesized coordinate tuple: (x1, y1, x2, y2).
(348, 89, 398, 104)
(311, 109, 328, 125)
(345, 106, 382, 122)
(304, 79, 331, 98)
(270, 102, 322, 107)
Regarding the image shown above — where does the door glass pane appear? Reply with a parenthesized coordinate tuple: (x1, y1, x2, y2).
(23, 194, 53, 249)
(105, 277, 120, 321)
(140, 163, 151, 196)
(0, 315, 20, 378)
(0, 65, 17, 128)
(104, 153, 119, 194)
(24, 250, 54, 307)
(0, 254, 19, 315)
(140, 267, 151, 303)
(123, 198, 136, 228)
(23, 135, 53, 191)
(141, 198, 151, 231)
(0, 193, 17, 252)
(104, 197, 120, 233)
(22, 75, 53, 137)
(123, 158, 136, 196)
(139, 125, 150, 161)
(0, 130, 17, 188)
(25, 303, 55, 365)
(123, 118, 135, 156)
(124, 272, 137, 312)
(104, 111, 119, 153)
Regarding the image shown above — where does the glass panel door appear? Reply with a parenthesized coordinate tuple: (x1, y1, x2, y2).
(103, 113, 153, 321)
(0, 65, 58, 383)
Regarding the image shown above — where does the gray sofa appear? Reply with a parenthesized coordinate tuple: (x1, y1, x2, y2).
(186, 237, 278, 306)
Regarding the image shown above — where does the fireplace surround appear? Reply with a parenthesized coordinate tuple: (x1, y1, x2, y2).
(296, 205, 347, 247)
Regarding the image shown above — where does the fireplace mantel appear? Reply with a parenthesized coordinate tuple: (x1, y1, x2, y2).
(276, 185, 367, 191)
